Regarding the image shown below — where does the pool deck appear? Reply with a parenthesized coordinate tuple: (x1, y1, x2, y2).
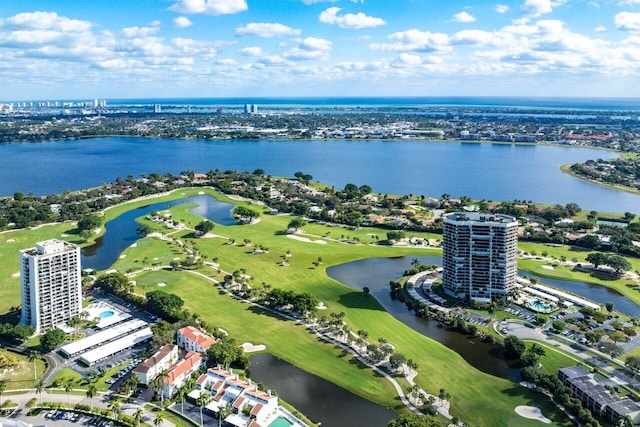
(84, 301, 132, 329)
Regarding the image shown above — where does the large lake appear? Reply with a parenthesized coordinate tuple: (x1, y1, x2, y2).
(1, 137, 635, 212)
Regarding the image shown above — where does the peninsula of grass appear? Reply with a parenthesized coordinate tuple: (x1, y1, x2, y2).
(560, 163, 640, 196)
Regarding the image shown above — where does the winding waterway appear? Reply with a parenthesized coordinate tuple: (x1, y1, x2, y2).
(81, 195, 235, 270)
(1, 137, 636, 212)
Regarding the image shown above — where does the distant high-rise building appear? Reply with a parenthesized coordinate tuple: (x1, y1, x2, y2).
(20, 239, 82, 334)
(442, 213, 518, 302)
(244, 104, 258, 114)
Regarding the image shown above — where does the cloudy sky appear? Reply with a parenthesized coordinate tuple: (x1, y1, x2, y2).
(1, 0, 640, 100)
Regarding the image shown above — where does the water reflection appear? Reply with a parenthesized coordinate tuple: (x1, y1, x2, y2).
(249, 353, 396, 427)
(81, 195, 234, 270)
(327, 256, 521, 381)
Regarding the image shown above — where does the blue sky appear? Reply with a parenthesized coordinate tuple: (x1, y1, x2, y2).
(1, 0, 640, 100)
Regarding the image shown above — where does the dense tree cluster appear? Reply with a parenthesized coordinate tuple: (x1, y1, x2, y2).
(521, 367, 601, 427)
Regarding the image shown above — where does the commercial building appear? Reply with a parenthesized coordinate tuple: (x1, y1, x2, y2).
(20, 239, 82, 333)
(177, 326, 217, 353)
(558, 366, 640, 424)
(133, 344, 179, 385)
(442, 213, 518, 302)
(78, 327, 153, 366)
(60, 319, 148, 357)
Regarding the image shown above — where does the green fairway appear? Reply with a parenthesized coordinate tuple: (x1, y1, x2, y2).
(0, 187, 619, 426)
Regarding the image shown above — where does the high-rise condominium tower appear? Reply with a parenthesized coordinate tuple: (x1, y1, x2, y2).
(20, 239, 82, 333)
(442, 213, 518, 302)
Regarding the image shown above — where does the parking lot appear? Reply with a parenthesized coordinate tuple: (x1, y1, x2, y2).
(38, 410, 110, 427)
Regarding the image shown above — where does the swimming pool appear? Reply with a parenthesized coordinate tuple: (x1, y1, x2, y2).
(98, 310, 115, 318)
(268, 417, 294, 427)
(527, 300, 551, 312)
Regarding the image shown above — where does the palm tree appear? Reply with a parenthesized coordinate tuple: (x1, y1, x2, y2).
(0, 380, 6, 407)
(28, 351, 39, 381)
(35, 379, 45, 404)
(64, 379, 74, 408)
(197, 393, 213, 427)
(177, 386, 187, 414)
(153, 370, 169, 407)
(217, 402, 232, 427)
(109, 399, 121, 420)
(133, 408, 144, 427)
(86, 384, 98, 410)
(153, 411, 165, 427)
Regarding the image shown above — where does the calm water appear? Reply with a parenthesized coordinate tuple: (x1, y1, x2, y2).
(81, 195, 234, 270)
(328, 256, 521, 381)
(249, 353, 396, 427)
(0, 137, 634, 212)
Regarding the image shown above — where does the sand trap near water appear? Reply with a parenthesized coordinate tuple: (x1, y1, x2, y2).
(286, 235, 327, 245)
(541, 265, 555, 270)
(157, 282, 167, 287)
(119, 255, 127, 259)
(130, 243, 138, 248)
(242, 342, 266, 353)
(515, 406, 551, 423)
(198, 191, 205, 195)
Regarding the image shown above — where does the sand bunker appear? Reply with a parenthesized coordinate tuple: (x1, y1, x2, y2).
(316, 302, 327, 310)
(173, 257, 181, 261)
(515, 406, 551, 423)
(6, 239, 15, 243)
(119, 255, 127, 259)
(541, 265, 555, 270)
(198, 191, 205, 195)
(242, 342, 266, 353)
(130, 243, 138, 248)
(286, 235, 327, 245)
(157, 282, 167, 287)
(12, 272, 20, 278)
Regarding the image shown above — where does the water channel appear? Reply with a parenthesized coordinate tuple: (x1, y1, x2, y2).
(249, 353, 396, 427)
(81, 194, 235, 270)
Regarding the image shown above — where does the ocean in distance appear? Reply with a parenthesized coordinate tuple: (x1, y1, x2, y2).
(107, 96, 640, 111)
(1, 137, 637, 213)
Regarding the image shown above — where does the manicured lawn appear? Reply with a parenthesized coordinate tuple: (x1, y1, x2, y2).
(0, 348, 47, 390)
(1, 187, 624, 426)
(131, 268, 571, 426)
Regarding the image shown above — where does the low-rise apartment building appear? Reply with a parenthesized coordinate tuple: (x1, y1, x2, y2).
(133, 344, 179, 385)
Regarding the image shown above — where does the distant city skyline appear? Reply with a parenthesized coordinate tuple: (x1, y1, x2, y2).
(1, 0, 640, 99)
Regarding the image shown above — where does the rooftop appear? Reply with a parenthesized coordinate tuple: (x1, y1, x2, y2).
(178, 326, 217, 350)
(164, 351, 203, 384)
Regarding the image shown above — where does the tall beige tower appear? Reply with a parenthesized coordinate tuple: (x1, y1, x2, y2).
(20, 239, 82, 334)
(442, 213, 518, 303)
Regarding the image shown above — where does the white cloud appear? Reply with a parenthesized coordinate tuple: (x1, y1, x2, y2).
(173, 16, 193, 28)
(521, 0, 553, 18)
(168, 0, 247, 16)
(284, 37, 332, 60)
(236, 23, 301, 37)
(615, 12, 640, 31)
(595, 25, 606, 32)
(395, 53, 422, 66)
(495, 4, 510, 13)
(370, 29, 451, 52)
(240, 46, 264, 56)
(318, 7, 386, 29)
(1, 11, 92, 32)
(452, 11, 476, 23)
(121, 25, 161, 38)
(619, 0, 640, 5)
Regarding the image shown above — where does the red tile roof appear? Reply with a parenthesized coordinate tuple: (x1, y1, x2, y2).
(178, 326, 217, 350)
(232, 396, 245, 409)
(250, 403, 263, 416)
(164, 351, 203, 384)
